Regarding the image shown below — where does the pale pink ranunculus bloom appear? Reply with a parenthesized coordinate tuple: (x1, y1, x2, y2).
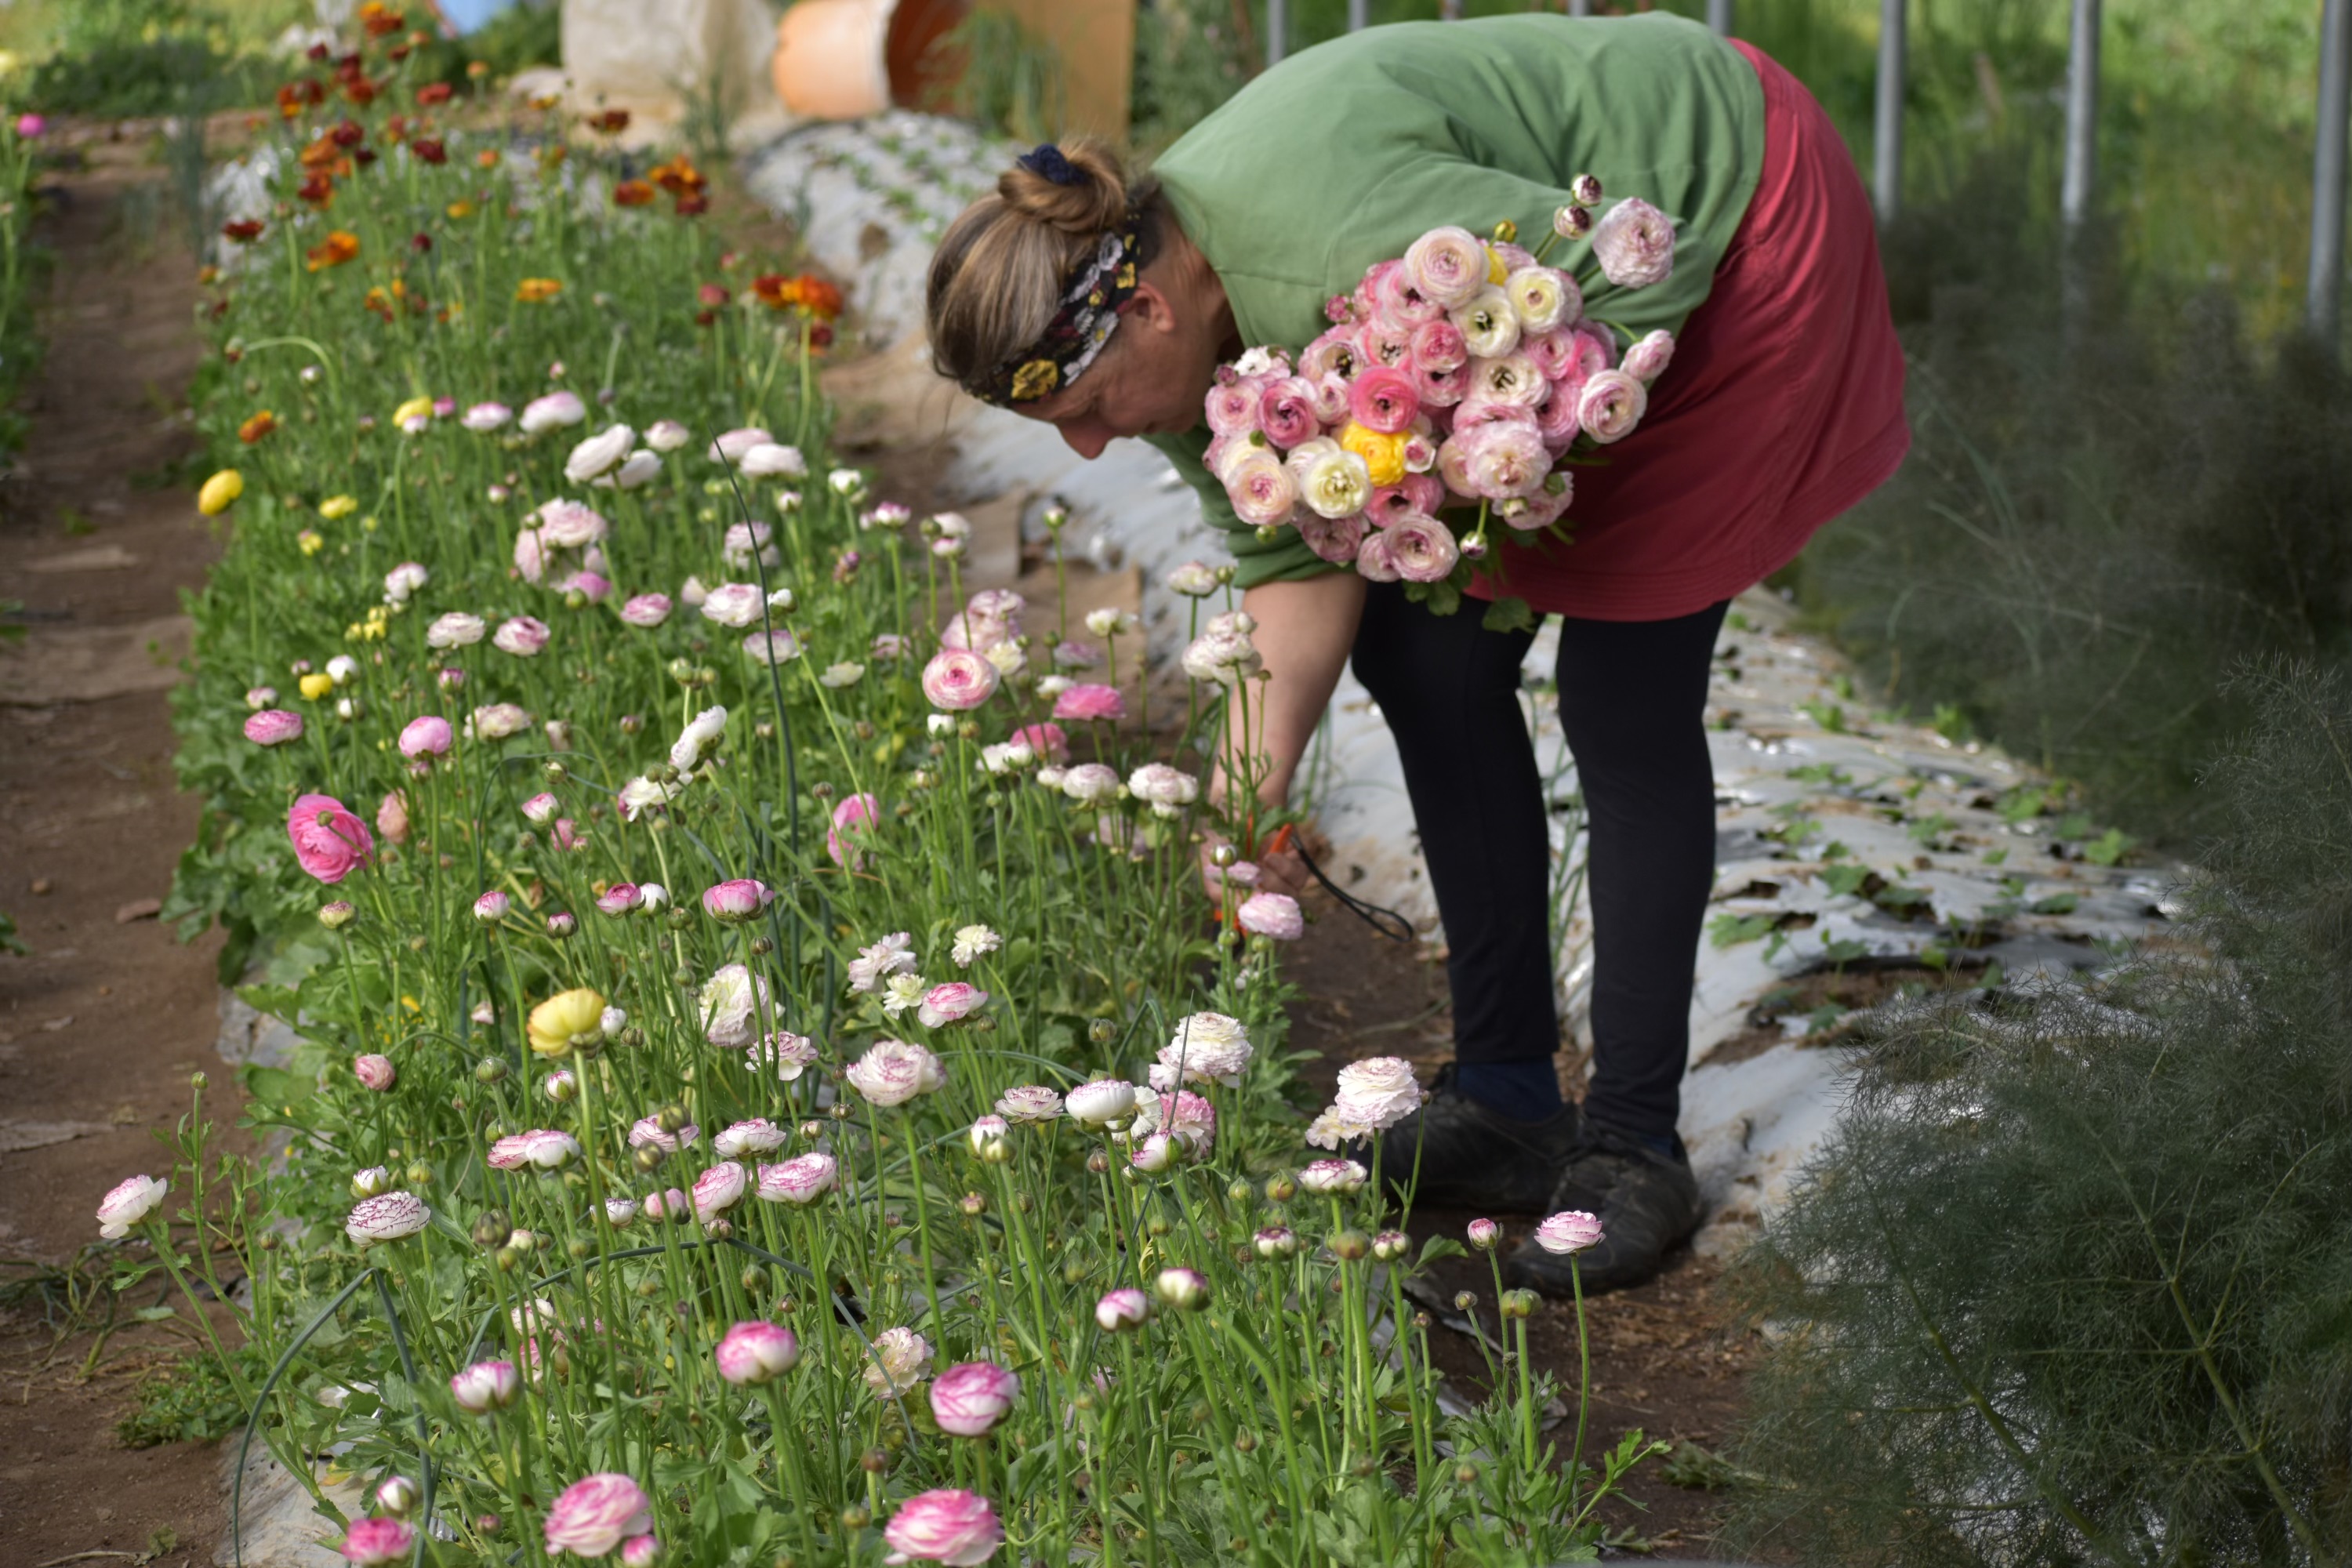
(346, 1191, 430, 1244)
(469, 704, 532, 741)
(744, 629, 801, 666)
(1470, 351, 1552, 410)
(1126, 763, 1198, 818)
(449, 1358, 520, 1413)
(916, 982, 988, 1029)
(289, 793, 374, 884)
(1203, 378, 1261, 437)
(1065, 1079, 1137, 1128)
(754, 1152, 837, 1204)
(640, 1186, 693, 1223)
(714, 1320, 800, 1385)
(619, 1534, 660, 1568)
(723, 521, 779, 569)
(700, 878, 773, 922)
(826, 792, 882, 871)
(488, 1129, 580, 1170)
(1403, 224, 1490, 310)
(1381, 515, 1461, 586)
(1298, 1158, 1368, 1194)
(493, 615, 550, 657)
(739, 442, 807, 479)
(565, 569, 614, 601)
(244, 709, 304, 746)
(1576, 368, 1648, 445)
(1591, 198, 1676, 289)
(707, 426, 774, 463)
(699, 582, 765, 628)
(1355, 528, 1403, 583)
(698, 962, 769, 1049)
(564, 423, 634, 485)
(1051, 683, 1125, 723)
(596, 883, 644, 916)
(1153, 1012, 1252, 1090)
(461, 401, 512, 433)
(846, 1038, 946, 1107)
(1223, 448, 1300, 529)
(1333, 1056, 1425, 1132)
(1237, 890, 1305, 941)
(712, 1118, 786, 1159)
(1094, 1287, 1149, 1332)
(691, 1160, 747, 1223)
(1131, 1089, 1216, 1159)
(1534, 1209, 1606, 1254)
(398, 714, 452, 758)
(337, 1516, 416, 1566)
(846, 931, 916, 993)
(920, 648, 999, 712)
(1296, 510, 1367, 567)
(644, 419, 691, 452)
(354, 1054, 396, 1092)
(520, 792, 557, 826)
(543, 1473, 653, 1559)
(929, 1362, 1019, 1437)
(619, 593, 672, 628)
(97, 1174, 168, 1238)
(994, 1085, 1062, 1123)
(426, 611, 485, 648)
(862, 1325, 935, 1400)
(518, 391, 588, 435)
(750, 1030, 820, 1082)
(1058, 763, 1120, 805)
(1622, 328, 1675, 384)
(1010, 722, 1068, 765)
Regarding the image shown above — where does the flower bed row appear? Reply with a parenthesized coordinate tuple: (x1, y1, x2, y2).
(116, 13, 1645, 1566)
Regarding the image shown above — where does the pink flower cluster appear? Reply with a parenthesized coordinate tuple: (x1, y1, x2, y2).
(1204, 216, 1677, 582)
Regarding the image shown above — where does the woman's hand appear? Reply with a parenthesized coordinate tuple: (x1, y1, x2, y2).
(1196, 823, 1309, 901)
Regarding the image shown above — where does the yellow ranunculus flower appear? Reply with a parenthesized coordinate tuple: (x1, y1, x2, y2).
(391, 396, 434, 427)
(297, 529, 325, 556)
(1339, 422, 1407, 488)
(446, 200, 474, 220)
(198, 468, 244, 515)
(528, 987, 608, 1058)
(299, 672, 336, 700)
(319, 494, 358, 520)
(1485, 245, 1508, 285)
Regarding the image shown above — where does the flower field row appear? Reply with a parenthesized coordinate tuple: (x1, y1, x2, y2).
(114, 15, 1643, 1565)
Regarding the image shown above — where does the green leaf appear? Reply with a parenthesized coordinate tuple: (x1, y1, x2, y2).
(1479, 595, 1537, 635)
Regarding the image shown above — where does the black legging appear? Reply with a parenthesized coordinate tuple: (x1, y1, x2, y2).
(1350, 581, 1728, 1142)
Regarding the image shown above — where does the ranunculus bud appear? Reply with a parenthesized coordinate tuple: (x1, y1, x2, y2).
(1372, 1229, 1410, 1261)
(713, 1319, 800, 1385)
(473, 890, 510, 924)
(351, 1165, 391, 1199)
(1498, 1288, 1539, 1320)
(1466, 1218, 1501, 1251)
(1327, 1230, 1370, 1261)
(1153, 1267, 1210, 1312)
(967, 1115, 1009, 1162)
(376, 1475, 419, 1517)
(319, 900, 357, 930)
(1254, 1226, 1298, 1260)
(928, 1359, 1019, 1436)
(353, 1053, 396, 1092)
(1094, 1287, 1150, 1332)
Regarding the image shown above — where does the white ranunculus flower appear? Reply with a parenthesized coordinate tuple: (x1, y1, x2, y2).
(97, 1174, 169, 1239)
(644, 419, 691, 452)
(1297, 449, 1372, 521)
(604, 449, 660, 489)
(739, 443, 808, 480)
(564, 423, 634, 484)
(670, 705, 728, 771)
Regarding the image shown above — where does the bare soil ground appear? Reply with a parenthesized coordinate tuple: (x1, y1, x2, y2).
(0, 135, 238, 1568)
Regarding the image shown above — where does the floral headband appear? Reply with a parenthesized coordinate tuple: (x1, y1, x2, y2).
(975, 147, 1142, 407)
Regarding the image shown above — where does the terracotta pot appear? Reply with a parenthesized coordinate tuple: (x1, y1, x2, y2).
(772, 0, 969, 120)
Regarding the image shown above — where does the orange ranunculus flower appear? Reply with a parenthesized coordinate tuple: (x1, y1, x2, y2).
(297, 172, 335, 208)
(364, 285, 393, 321)
(306, 230, 361, 271)
(343, 77, 379, 107)
(750, 273, 786, 307)
(299, 136, 340, 169)
(239, 411, 278, 444)
(411, 137, 446, 165)
(415, 82, 453, 107)
(674, 192, 710, 216)
(586, 109, 630, 134)
(328, 118, 365, 148)
(648, 155, 706, 196)
(360, 2, 404, 37)
(445, 200, 474, 220)
(475, 148, 499, 169)
(612, 180, 655, 209)
(515, 278, 563, 303)
(753, 272, 845, 321)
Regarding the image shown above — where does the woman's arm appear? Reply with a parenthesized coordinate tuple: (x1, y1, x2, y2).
(1223, 572, 1368, 808)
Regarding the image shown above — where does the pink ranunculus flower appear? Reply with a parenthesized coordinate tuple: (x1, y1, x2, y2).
(701, 878, 774, 922)
(708, 426, 774, 463)
(398, 714, 452, 759)
(1237, 891, 1305, 941)
(1348, 366, 1421, 434)
(619, 593, 672, 628)
(699, 582, 764, 629)
(1333, 1055, 1425, 1131)
(492, 615, 550, 657)
(97, 1174, 168, 1239)
(244, 709, 304, 746)
(714, 1320, 800, 1385)
(450, 1358, 520, 1413)
(1094, 1287, 1150, 1332)
(1355, 528, 1403, 583)
(337, 1517, 416, 1566)
(1011, 721, 1069, 764)
(1051, 683, 1125, 723)
(699, 964, 768, 1049)
(1403, 224, 1489, 309)
(1576, 368, 1648, 445)
(1058, 762, 1120, 804)
(1462, 419, 1552, 501)
(1296, 510, 1367, 566)
(597, 883, 644, 916)
(543, 1473, 653, 1559)
(1622, 328, 1675, 384)
(354, 1053, 397, 1092)
(754, 1152, 837, 1204)
(474, 890, 511, 923)
(691, 1160, 747, 1223)
(1534, 1209, 1606, 1254)
(1256, 376, 1321, 448)
(846, 1038, 946, 1107)
(488, 1129, 580, 1170)
(863, 1325, 935, 1401)
(1591, 197, 1676, 289)
(1203, 378, 1261, 437)
(826, 792, 881, 870)
(460, 401, 512, 433)
(565, 570, 613, 602)
(346, 1190, 430, 1244)
(619, 1535, 659, 1568)
(916, 982, 988, 1029)
(288, 793, 374, 884)
(929, 1361, 1020, 1437)
(1299, 1157, 1369, 1194)
(712, 1118, 786, 1159)
(994, 1084, 1062, 1123)
(1384, 514, 1461, 585)
(518, 390, 589, 435)
(920, 648, 999, 711)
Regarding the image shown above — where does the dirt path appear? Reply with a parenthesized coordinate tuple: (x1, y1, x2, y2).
(0, 134, 237, 1568)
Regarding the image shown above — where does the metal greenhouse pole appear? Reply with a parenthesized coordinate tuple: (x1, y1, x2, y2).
(1875, 0, 1906, 220)
(1267, 0, 1287, 64)
(2311, 0, 2351, 342)
(2060, 0, 2101, 227)
(1707, 0, 1734, 35)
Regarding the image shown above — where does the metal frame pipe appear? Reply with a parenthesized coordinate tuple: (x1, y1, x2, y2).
(1707, 0, 1734, 35)
(1267, 0, 1287, 65)
(1874, 0, 1906, 220)
(2310, 0, 2351, 339)
(1348, 0, 1368, 32)
(2060, 0, 2100, 227)
(1567, 0, 1592, 15)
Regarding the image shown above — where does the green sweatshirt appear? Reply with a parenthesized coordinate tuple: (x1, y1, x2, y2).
(1145, 12, 1766, 587)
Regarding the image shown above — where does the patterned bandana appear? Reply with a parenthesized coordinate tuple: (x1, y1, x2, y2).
(975, 218, 1142, 408)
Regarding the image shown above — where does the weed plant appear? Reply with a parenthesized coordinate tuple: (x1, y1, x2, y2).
(1728, 662, 2352, 1566)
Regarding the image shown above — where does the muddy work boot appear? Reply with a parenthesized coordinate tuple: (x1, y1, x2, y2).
(1505, 1121, 1701, 1297)
(1371, 1065, 1583, 1211)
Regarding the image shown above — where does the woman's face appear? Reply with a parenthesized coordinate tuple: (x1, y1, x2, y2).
(1018, 269, 1228, 459)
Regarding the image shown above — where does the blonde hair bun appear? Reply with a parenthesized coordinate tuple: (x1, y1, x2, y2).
(999, 140, 1130, 237)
